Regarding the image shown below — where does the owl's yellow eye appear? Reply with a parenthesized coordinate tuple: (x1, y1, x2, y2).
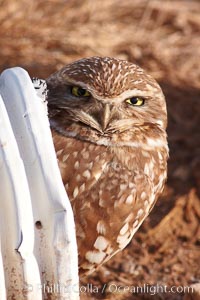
(71, 86, 91, 97)
(126, 97, 145, 106)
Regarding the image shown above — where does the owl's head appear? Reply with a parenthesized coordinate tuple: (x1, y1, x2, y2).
(47, 57, 167, 146)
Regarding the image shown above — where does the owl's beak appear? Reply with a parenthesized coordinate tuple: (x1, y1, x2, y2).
(100, 104, 111, 131)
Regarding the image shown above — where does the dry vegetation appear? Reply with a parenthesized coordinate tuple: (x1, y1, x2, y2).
(0, 0, 200, 299)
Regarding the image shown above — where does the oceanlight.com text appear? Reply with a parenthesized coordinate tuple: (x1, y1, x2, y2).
(25, 282, 194, 296)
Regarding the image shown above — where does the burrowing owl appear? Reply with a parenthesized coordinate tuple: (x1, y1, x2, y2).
(46, 56, 168, 276)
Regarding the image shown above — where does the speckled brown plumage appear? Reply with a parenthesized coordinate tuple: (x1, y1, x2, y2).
(46, 56, 168, 276)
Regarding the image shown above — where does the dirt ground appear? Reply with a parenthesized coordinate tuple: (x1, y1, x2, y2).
(0, 0, 200, 299)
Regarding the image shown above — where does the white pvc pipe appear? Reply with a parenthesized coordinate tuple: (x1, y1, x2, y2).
(0, 68, 79, 300)
(0, 95, 42, 300)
